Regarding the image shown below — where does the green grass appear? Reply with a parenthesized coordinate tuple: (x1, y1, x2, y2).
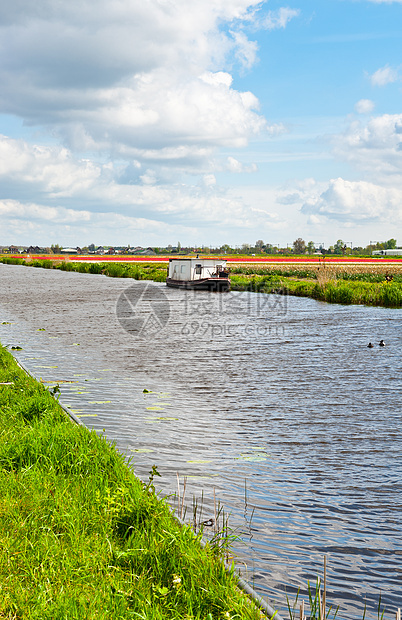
(230, 275, 402, 308)
(0, 257, 168, 283)
(0, 344, 264, 619)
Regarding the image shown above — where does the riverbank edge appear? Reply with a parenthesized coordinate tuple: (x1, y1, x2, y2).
(0, 342, 273, 620)
(230, 274, 402, 308)
(1, 256, 402, 307)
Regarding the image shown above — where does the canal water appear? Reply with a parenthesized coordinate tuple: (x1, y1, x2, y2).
(1, 264, 401, 617)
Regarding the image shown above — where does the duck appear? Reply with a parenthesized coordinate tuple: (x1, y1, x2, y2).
(379, 339, 385, 346)
(367, 342, 374, 348)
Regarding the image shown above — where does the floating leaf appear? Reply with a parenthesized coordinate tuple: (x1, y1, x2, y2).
(143, 388, 152, 393)
(1, 322, 11, 325)
(187, 460, 212, 464)
(11, 346, 23, 350)
(146, 406, 164, 411)
(71, 343, 80, 346)
(146, 416, 179, 421)
(37, 328, 46, 331)
(236, 452, 268, 462)
(157, 416, 178, 421)
(131, 448, 154, 453)
(36, 365, 58, 369)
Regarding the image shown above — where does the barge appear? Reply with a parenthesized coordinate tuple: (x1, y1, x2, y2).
(166, 258, 230, 291)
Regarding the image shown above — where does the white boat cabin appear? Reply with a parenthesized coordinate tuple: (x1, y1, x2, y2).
(168, 258, 227, 282)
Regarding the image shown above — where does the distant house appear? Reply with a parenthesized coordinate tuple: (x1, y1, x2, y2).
(61, 248, 78, 254)
(27, 245, 45, 254)
(9, 245, 21, 254)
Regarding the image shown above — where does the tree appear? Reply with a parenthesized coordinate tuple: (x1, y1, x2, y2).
(51, 244, 62, 254)
(307, 241, 315, 254)
(385, 238, 397, 249)
(293, 238, 306, 254)
(255, 240, 264, 253)
(334, 239, 345, 255)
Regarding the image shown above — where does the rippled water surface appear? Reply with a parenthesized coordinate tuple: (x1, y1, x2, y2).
(1, 264, 401, 617)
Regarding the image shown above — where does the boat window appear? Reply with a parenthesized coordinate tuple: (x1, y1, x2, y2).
(195, 264, 202, 274)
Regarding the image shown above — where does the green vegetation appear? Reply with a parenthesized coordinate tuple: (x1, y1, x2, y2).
(0, 343, 263, 619)
(230, 274, 402, 307)
(0, 256, 168, 283)
(229, 262, 402, 307)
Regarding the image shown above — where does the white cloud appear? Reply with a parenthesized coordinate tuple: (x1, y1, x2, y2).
(226, 156, 257, 173)
(355, 99, 375, 114)
(0, 200, 91, 223)
(0, 135, 101, 195)
(262, 8, 300, 30)
(0, 0, 305, 246)
(0, 133, 278, 245)
(370, 65, 399, 86)
(230, 31, 259, 70)
(301, 178, 402, 224)
(0, 0, 271, 157)
(333, 113, 402, 181)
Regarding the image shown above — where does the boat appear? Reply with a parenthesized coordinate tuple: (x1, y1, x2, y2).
(166, 258, 230, 291)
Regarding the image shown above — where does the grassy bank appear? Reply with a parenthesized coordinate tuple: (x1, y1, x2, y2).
(0, 256, 168, 283)
(0, 343, 264, 619)
(230, 274, 402, 307)
(230, 262, 402, 308)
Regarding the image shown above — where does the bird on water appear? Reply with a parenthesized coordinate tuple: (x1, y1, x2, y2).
(367, 342, 374, 348)
(379, 339, 385, 346)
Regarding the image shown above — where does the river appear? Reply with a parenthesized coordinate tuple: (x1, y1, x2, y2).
(1, 263, 401, 617)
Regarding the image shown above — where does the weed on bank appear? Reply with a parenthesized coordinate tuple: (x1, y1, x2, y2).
(0, 344, 263, 620)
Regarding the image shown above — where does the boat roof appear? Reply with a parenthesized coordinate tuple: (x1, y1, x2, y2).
(168, 257, 225, 261)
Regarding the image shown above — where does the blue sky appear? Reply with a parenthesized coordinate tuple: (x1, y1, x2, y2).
(0, 0, 401, 248)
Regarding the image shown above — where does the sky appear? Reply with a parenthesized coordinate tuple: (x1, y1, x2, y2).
(1, 0, 402, 249)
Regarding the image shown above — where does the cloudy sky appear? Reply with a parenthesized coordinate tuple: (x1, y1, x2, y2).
(1, 0, 402, 248)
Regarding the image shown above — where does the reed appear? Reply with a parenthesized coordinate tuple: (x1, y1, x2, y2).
(285, 557, 401, 620)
